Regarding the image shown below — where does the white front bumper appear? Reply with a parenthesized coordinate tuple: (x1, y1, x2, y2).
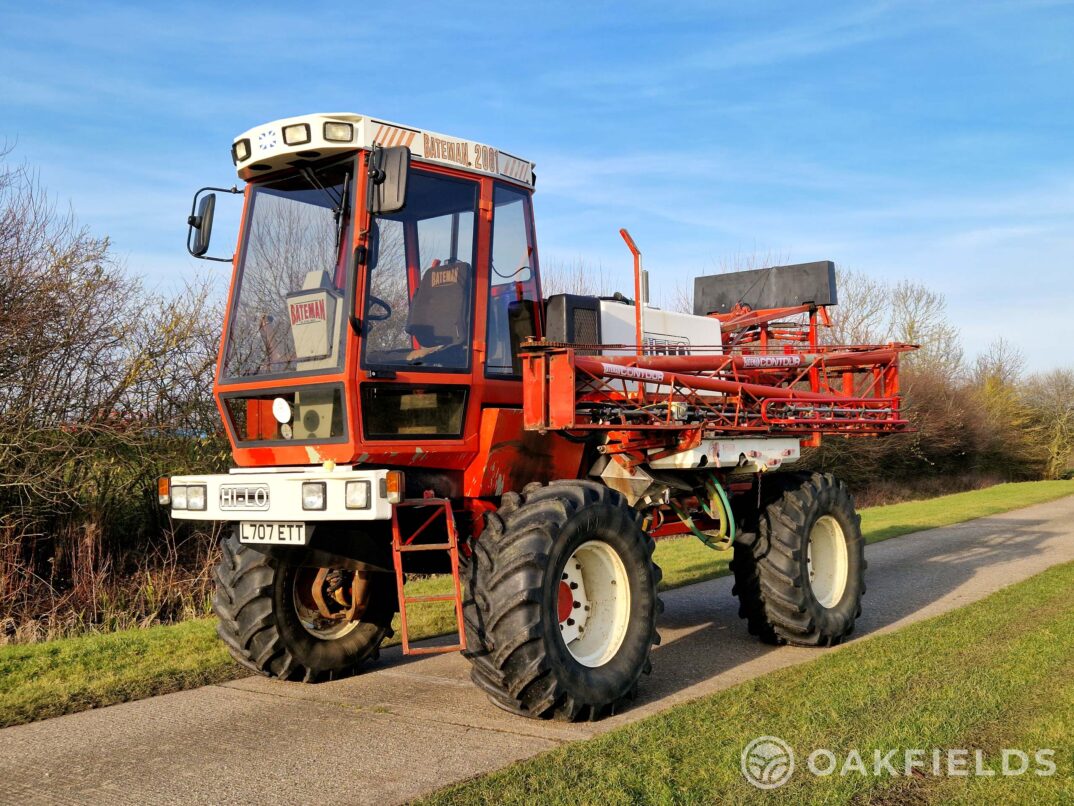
(168, 466, 394, 522)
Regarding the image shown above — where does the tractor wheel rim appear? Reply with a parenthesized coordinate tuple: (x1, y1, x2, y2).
(293, 569, 363, 640)
(806, 515, 849, 609)
(557, 540, 631, 667)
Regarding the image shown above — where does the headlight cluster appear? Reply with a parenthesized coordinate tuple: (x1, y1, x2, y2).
(171, 484, 207, 511)
(301, 479, 377, 510)
(164, 475, 387, 514)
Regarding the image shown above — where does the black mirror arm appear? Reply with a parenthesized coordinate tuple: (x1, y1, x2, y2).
(365, 144, 384, 212)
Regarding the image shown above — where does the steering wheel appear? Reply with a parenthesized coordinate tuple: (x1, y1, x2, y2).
(366, 295, 392, 321)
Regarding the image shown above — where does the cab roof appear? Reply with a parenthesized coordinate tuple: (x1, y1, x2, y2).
(232, 112, 534, 188)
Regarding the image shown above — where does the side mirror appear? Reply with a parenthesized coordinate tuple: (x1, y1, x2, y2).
(186, 186, 241, 263)
(187, 193, 216, 257)
(368, 146, 410, 214)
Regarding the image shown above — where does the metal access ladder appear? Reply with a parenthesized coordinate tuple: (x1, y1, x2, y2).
(390, 498, 466, 655)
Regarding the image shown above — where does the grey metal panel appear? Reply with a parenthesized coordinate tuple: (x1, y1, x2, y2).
(693, 261, 838, 315)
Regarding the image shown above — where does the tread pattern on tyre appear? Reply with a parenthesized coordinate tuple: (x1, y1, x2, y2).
(730, 472, 865, 647)
(213, 535, 387, 683)
(463, 480, 663, 721)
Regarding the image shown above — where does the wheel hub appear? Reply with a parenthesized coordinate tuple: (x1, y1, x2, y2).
(558, 558, 590, 645)
(557, 540, 630, 667)
(293, 568, 370, 639)
(806, 515, 849, 609)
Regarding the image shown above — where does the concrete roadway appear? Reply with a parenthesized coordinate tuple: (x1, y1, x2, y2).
(3, 496, 1073, 805)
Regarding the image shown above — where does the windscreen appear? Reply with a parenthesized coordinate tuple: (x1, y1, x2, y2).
(222, 158, 354, 379)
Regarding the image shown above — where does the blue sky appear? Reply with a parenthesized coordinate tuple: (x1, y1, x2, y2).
(2, 0, 1072, 369)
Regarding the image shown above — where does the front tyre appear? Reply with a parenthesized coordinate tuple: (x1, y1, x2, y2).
(464, 481, 662, 721)
(213, 534, 395, 682)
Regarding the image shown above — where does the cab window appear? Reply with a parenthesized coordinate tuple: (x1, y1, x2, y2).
(486, 184, 540, 376)
(362, 170, 478, 371)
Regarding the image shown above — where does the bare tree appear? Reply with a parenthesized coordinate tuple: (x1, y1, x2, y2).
(826, 269, 889, 345)
(1023, 369, 1074, 479)
(540, 257, 615, 297)
(889, 280, 962, 374)
(0, 151, 230, 639)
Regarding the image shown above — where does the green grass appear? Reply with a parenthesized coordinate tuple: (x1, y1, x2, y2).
(858, 479, 1074, 544)
(422, 560, 1074, 805)
(0, 619, 235, 728)
(2, 479, 1071, 730)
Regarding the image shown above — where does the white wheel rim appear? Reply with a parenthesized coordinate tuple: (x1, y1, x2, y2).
(806, 515, 849, 609)
(557, 540, 631, 667)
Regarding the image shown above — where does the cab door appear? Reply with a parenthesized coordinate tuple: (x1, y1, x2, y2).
(485, 182, 541, 379)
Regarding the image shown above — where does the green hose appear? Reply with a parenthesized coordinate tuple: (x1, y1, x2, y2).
(669, 475, 736, 551)
(708, 476, 737, 546)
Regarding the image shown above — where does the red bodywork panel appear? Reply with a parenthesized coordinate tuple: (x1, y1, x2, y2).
(463, 408, 585, 498)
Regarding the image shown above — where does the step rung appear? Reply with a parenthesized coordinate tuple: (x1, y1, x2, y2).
(404, 594, 459, 604)
(395, 543, 455, 552)
(405, 643, 465, 655)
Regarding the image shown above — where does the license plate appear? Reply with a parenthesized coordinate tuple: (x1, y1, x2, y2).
(239, 522, 306, 545)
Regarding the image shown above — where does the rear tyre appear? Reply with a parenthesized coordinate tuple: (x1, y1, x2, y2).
(213, 534, 395, 682)
(731, 472, 864, 647)
(464, 481, 662, 721)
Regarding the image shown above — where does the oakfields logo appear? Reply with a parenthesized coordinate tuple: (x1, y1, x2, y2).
(741, 737, 794, 790)
(741, 736, 1057, 790)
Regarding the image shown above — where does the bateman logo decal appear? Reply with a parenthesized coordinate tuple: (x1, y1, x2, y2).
(423, 133, 471, 167)
(430, 265, 460, 287)
(290, 299, 326, 326)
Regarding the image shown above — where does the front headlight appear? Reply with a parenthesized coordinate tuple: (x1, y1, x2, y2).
(172, 485, 188, 510)
(186, 485, 207, 511)
(345, 480, 370, 510)
(302, 481, 326, 511)
(231, 138, 251, 164)
(282, 123, 311, 146)
(323, 121, 354, 142)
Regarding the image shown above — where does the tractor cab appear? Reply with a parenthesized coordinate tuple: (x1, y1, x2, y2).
(186, 113, 545, 477)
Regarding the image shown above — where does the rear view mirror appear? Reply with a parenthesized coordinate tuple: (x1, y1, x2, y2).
(186, 186, 241, 263)
(368, 146, 410, 214)
(188, 193, 216, 257)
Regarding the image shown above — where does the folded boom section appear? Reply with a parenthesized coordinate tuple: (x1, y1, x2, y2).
(521, 303, 916, 454)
